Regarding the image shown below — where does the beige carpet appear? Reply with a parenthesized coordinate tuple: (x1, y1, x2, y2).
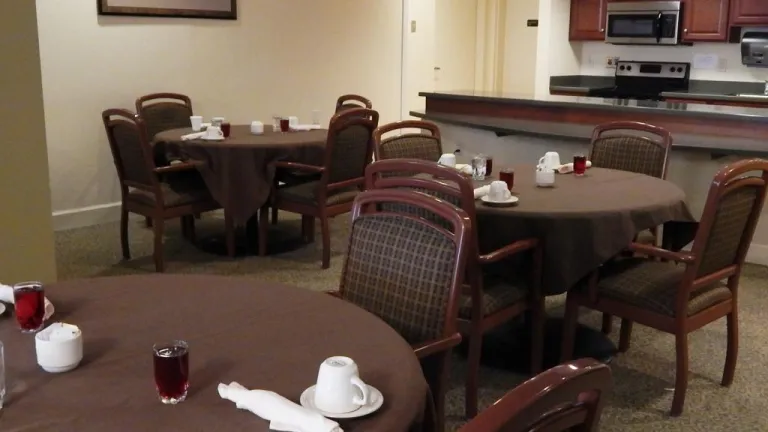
(55, 212, 768, 431)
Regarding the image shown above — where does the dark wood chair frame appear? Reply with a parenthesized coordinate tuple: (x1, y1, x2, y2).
(365, 158, 544, 419)
(335, 94, 372, 111)
(334, 188, 472, 432)
(458, 359, 612, 432)
(561, 158, 768, 416)
(259, 108, 379, 268)
(591, 121, 674, 335)
(102, 109, 219, 272)
(372, 119, 442, 161)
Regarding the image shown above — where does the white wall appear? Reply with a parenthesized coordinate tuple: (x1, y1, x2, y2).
(580, 42, 768, 82)
(36, 0, 404, 230)
(534, 0, 581, 96)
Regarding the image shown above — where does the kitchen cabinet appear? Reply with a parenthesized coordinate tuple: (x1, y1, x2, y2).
(730, 0, 768, 25)
(682, 0, 729, 42)
(569, 0, 607, 41)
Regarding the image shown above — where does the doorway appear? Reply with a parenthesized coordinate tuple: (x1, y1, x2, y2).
(503, 0, 540, 96)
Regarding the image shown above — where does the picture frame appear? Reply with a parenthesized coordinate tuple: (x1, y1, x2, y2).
(97, 0, 237, 20)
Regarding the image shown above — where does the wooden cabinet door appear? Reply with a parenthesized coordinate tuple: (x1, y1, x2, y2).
(682, 0, 729, 41)
(570, 0, 607, 41)
(730, 0, 768, 25)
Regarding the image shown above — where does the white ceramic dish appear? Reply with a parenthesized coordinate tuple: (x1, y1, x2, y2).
(200, 136, 225, 141)
(481, 195, 519, 207)
(300, 384, 383, 419)
(0, 302, 6, 316)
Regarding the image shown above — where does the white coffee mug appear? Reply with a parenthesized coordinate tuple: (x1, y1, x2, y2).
(488, 180, 512, 201)
(189, 116, 203, 132)
(538, 152, 561, 171)
(314, 356, 369, 414)
(437, 153, 456, 168)
(211, 117, 225, 127)
(535, 169, 555, 187)
(205, 126, 224, 139)
(288, 116, 299, 128)
(250, 121, 264, 135)
(35, 322, 83, 373)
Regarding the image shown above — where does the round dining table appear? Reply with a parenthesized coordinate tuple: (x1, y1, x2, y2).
(1, 275, 427, 432)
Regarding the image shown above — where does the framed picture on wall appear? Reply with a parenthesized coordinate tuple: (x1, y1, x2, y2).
(97, 0, 237, 20)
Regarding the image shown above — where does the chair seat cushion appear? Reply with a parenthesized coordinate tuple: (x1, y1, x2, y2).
(129, 172, 212, 208)
(594, 257, 732, 317)
(274, 168, 322, 187)
(277, 181, 360, 206)
(459, 275, 528, 319)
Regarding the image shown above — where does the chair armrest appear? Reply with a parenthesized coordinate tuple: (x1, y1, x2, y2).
(325, 291, 342, 298)
(478, 238, 538, 265)
(274, 161, 325, 173)
(628, 242, 694, 263)
(153, 161, 203, 175)
(413, 333, 462, 359)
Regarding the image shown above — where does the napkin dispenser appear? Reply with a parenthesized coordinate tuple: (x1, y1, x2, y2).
(741, 29, 768, 68)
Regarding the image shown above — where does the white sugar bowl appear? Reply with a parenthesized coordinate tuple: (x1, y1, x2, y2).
(35, 322, 83, 373)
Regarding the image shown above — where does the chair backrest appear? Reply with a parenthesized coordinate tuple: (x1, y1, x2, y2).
(318, 108, 379, 194)
(374, 120, 443, 162)
(459, 359, 612, 432)
(589, 121, 672, 179)
(335, 94, 373, 113)
(101, 108, 159, 194)
(135, 93, 193, 141)
(339, 189, 471, 346)
(685, 159, 768, 285)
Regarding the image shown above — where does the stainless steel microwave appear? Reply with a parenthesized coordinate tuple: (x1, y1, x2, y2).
(605, 1, 682, 45)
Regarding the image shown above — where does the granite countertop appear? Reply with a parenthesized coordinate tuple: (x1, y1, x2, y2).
(420, 90, 768, 123)
(549, 75, 768, 103)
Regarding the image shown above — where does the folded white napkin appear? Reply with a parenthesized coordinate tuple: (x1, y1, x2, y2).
(555, 160, 592, 174)
(474, 185, 490, 199)
(455, 164, 473, 175)
(0, 284, 55, 320)
(181, 132, 206, 141)
(291, 124, 323, 131)
(218, 382, 342, 432)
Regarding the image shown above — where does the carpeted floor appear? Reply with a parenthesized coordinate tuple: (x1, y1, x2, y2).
(55, 212, 768, 431)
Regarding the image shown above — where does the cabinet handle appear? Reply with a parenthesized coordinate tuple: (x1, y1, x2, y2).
(601, 28, 605, 32)
(684, 28, 688, 32)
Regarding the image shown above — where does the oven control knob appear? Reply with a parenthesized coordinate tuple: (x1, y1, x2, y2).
(677, 67, 684, 73)
(670, 67, 675, 72)
(626, 66, 632, 71)
(619, 65, 625, 71)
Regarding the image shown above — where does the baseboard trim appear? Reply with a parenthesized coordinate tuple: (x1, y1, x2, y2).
(52, 202, 124, 231)
(746, 243, 768, 267)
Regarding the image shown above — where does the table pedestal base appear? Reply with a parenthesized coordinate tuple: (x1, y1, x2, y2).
(195, 216, 310, 257)
(458, 316, 616, 374)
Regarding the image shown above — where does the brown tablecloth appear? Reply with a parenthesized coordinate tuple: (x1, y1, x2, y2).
(475, 165, 696, 295)
(1, 275, 426, 432)
(155, 126, 326, 225)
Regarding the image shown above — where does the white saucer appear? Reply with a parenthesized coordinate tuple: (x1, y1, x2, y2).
(0, 302, 6, 316)
(200, 136, 224, 141)
(481, 195, 519, 207)
(299, 384, 383, 419)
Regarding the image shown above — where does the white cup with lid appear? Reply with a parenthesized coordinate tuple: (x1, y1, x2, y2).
(250, 121, 264, 135)
(35, 322, 83, 373)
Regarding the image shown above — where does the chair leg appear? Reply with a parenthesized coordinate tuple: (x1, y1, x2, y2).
(560, 294, 579, 363)
(465, 324, 482, 419)
(145, 216, 153, 228)
(120, 207, 130, 260)
(224, 213, 236, 258)
(529, 300, 545, 375)
(601, 313, 613, 334)
(320, 214, 331, 269)
(186, 215, 196, 243)
(722, 308, 739, 387)
(618, 319, 633, 353)
(671, 331, 690, 417)
(301, 216, 314, 243)
(259, 206, 269, 256)
(421, 353, 448, 432)
(153, 217, 165, 273)
(180, 216, 190, 240)
(271, 206, 278, 225)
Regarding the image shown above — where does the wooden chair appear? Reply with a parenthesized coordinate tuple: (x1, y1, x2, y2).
(459, 359, 612, 432)
(259, 108, 379, 268)
(590, 121, 674, 334)
(331, 188, 472, 432)
(365, 158, 544, 419)
(561, 158, 768, 416)
(135, 93, 195, 228)
(374, 120, 443, 162)
(101, 109, 220, 272)
(335, 94, 372, 113)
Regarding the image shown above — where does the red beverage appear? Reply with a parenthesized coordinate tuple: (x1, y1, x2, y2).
(221, 122, 231, 138)
(153, 341, 189, 404)
(573, 154, 587, 176)
(279, 118, 290, 132)
(499, 168, 514, 190)
(486, 157, 494, 176)
(13, 282, 45, 333)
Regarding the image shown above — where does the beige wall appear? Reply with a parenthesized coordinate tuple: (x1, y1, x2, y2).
(0, 1, 57, 282)
(37, 0, 404, 230)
